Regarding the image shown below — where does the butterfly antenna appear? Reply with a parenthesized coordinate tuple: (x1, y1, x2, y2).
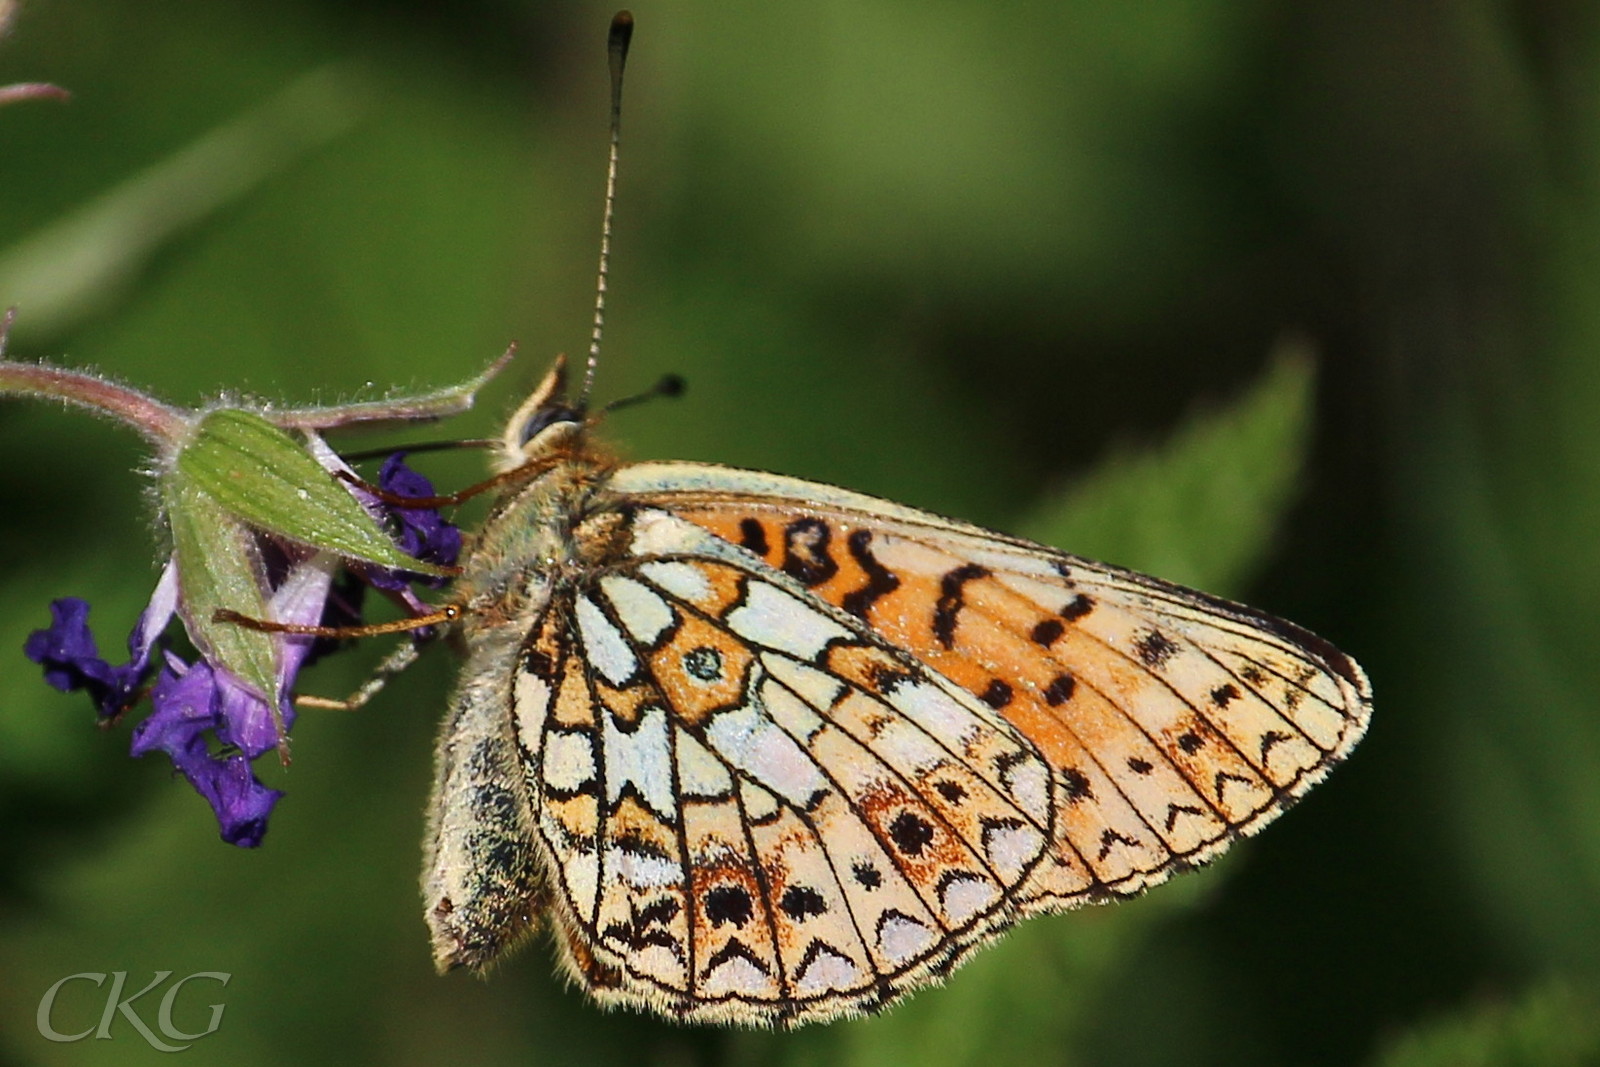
(579, 11, 635, 413)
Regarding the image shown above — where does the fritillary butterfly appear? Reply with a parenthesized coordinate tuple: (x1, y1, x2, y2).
(419, 359, 1371, 1027)
(415, 12, 1371, 1027)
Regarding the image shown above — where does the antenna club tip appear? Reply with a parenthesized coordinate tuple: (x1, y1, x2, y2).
(658, 373, 686, 398)
(610, 11, 634, 47)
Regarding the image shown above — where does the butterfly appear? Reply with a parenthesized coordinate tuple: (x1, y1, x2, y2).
(416, 350, 1372, 1027)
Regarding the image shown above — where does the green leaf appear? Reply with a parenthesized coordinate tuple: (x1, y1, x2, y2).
(0, 62, 369, 344)
(176, 407, 448, 575)
(1021, 342, 1316, 596)
(163, 473, 280, 706)
(1370, 981, 1600, 1067)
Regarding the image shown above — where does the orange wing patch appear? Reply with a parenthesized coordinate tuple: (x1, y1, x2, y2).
(669, 502, 1366, 900)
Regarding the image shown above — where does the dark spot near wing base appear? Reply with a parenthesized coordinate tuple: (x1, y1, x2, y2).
(980, 679, 1013, 708)
(782, 518, 838, 586)
(738, 518, 769, 557)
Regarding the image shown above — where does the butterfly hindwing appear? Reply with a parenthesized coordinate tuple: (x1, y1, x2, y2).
(515, 507, 1056, 1024)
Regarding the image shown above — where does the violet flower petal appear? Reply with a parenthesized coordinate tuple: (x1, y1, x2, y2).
(129, 653, 219, 759)
(184, 752, 283, 848)
(364, 452, 461, 591)
(24, 597, 152, 717)
(131, 653, 283, 847)
(125, 557, 179, 677)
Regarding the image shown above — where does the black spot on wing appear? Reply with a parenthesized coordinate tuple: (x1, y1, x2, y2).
(781, 517, 838, 587)
(852, 861, 882, 889)
(683, 646, 724, 682)
(1211, 683, 1240, 708)
(1043, 673, 1076, 706)
(1134, 628, 1179, 669)
(1060, 594, 1095, 621)
(778, 885, 828, 921)
(1030, 618, 1065, 647)
(980, 679, 1013, 709)
(704, 885, 754, 929)
(738, 517, 770, 557)
(933, 563, 990, 649)
(840, 529, 901, 619)
(1062, 767, 1093, 802)
(889, 811, 936, 856)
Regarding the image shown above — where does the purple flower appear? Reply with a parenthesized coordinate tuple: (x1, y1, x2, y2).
(131, 654, 284, 848)
(364, 453, 462, 591)
(23, 561, 177, 719)
(21, 444, 461, 847)
(10, 341, 507, 851)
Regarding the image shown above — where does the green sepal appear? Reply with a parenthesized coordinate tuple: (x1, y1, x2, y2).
(176, 408, 449, 575)
(163, 473, 281, 707)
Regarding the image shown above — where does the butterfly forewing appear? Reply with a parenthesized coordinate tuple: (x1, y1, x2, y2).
(610, 461, 1372, 908)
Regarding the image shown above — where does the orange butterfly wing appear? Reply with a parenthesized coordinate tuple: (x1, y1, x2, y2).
(612, 461, 1372, 910)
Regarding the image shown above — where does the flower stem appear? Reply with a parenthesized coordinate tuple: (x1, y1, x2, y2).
(0, 356, 189, 446)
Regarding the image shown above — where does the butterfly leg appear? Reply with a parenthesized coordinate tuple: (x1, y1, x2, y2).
(295, 639, 421, 711)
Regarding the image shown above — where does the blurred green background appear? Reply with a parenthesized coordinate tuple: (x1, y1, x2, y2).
(4, 0, 1600, 1064)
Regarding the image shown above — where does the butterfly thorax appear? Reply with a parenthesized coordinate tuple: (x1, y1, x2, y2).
(453, 445, 620, 636)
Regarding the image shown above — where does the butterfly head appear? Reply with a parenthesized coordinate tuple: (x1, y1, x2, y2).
(499, 354, 587, 470)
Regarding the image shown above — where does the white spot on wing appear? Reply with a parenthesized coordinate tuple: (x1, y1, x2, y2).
(999, 754, 1052, 824)
(726, 581, 851, 659)
(762, 652, 845, 711)
(629, 508, 704, 557)
(760, 675, 826, 741)
(984, 822, 1044, 880)
(605, 847, 680, 890)
(939, 874, 998, 925)
(541, 730, 596, 793)
(602, 705, 677, 819)
(577, 595, 637, 686)
(795, 946, 864, 994)
(513, 671, 552, 760)
(881, 679, 983, 751)
(676, 729, 734, 798)
(739, 779, 781, 822)
(639, 560, 713, 602)
(708, 701, 829, 808)
(702, 951, 770, 996)
(544, 809, 600, 923)
(601, 573, 676, 646)
(877, 913, 934, 963)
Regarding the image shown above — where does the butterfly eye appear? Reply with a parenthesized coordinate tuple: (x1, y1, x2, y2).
(517, 404, 584, 448)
